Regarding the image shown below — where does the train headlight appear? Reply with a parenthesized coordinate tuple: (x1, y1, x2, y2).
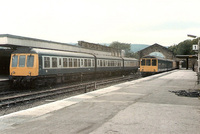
(12, 71, 15, 74)
(29, 71, 31, 75)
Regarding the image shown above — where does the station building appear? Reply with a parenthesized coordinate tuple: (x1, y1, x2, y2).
(138, 43, 197, 70)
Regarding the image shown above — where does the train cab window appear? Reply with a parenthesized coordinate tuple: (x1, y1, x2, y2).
(152, 59, 157, 66)
(19, 55, 26, 67)
(141, 59, 145, 66)
(146, 59, 151, 66)
(52, 57, 57, 68)
(27, 55, 34, 67)
(12, 55, 18, 67)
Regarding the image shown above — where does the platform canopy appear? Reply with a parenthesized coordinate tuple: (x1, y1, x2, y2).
(176, 55, 197, 59)
(0, 34, 111, 56)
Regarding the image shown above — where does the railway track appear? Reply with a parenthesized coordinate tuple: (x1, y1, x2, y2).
(0, 80, 10, 90)
(0, 74, 140, 109)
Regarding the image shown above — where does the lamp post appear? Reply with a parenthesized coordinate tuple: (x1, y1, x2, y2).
(187, 34, 200, 71)
(187, 34, 200, 83)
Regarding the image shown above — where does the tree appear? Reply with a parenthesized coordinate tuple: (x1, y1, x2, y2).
(168, 39, 196, 55)
(168, 44, 178, 55)
(109, 41, 131, 57)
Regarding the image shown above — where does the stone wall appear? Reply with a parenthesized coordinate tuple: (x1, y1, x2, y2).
(138, 43, 175, 60)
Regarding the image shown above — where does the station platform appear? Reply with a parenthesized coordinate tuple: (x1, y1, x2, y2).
(0, 70, 200, 134)
(0, 75, 9, 81)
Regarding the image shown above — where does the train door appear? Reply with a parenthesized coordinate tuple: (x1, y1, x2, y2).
(58, 58, 62, 68)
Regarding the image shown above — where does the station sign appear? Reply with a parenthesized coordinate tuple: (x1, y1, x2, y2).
(193, 44, 198, 51)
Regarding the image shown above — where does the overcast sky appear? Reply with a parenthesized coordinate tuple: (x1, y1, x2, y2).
(0, 0, 200, 46)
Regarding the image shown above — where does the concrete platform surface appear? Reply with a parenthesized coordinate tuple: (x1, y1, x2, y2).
(0, 75, 8, 81)
(0, 70, 200, 134)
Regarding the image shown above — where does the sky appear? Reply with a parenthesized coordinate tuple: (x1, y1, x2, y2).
(0, 0, 200, 46)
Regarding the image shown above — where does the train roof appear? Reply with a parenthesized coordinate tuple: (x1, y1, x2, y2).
(95, 55, 122, 60)
(141, 55, 173, 61)
(122, 57, 138, 61)
(12, 47, 94, 58)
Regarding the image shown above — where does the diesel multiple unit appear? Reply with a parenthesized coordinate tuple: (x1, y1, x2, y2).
(9, 48, 139, 87)
(140, 55, 177, 76)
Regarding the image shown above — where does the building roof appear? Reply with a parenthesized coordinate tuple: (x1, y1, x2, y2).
(0, 34, 112, 56)
(176, 55, 197, 59)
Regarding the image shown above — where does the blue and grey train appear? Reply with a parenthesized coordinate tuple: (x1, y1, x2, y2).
(9, 48, 139, 87)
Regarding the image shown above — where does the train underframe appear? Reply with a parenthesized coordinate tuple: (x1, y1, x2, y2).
(9, 69, 138, 89)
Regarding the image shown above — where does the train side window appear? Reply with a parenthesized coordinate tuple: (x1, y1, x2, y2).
(19, 55, 26, 67)
(44, 57, 50, 68)
(78, 59, 80, 67)
(27, 55, 34, 67)
(84, 59, 87, 67)
(74, 59, 77, 67)
(52, 57, 57, 68)
(152, 59, 157, 66)
(103, 60, 106, 67)
(12, 55, 18, 67)
(59, 58, 62, 66)
(112, 61, 114, 67)
(63, 58, 67, 67)
(69, 58, 73, 67)
(81, 59, 84, 67)
(92, 59, 95, 67)
(105, 60, 108, 67)
(63, 58, 68, 67)
(88, 59, 91, 67)
(100, 60, 102, 67)
(146, 59, 151, 66)
(141, 59, 145, 66)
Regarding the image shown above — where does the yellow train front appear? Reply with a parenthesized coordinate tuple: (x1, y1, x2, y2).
(140, 55, 175, 76)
